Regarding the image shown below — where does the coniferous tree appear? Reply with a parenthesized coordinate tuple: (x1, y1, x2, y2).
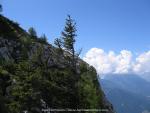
(38, 34, 47, 43)
(0, 4, 2, 13)
(61, 15, 77, 70)
(28, 27, 37, 39)
(54, 38, 64, 53)
(54, 38, 62, 49)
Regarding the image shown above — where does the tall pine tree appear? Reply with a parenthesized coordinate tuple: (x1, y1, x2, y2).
(61, 15, 77, 70)
(0, 4, 2, 13)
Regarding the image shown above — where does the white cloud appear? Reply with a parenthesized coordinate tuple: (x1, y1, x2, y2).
(83, 48, 150, 75)
(133, 51, 150, 74)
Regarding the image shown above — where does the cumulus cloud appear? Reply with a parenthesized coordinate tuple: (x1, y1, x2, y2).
(83, 48, 150, 75)
(133, 51, 150, 74)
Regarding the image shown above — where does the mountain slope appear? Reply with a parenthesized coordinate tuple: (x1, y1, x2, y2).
(103, 74, 150, 96)
(0, 15, 115, 113)
(0, 15, 28, 38)
(100, 74, 150, 113)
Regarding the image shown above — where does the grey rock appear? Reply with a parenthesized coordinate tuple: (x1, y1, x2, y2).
(0, 37, 116, 113)
(0, 47, 12, 61)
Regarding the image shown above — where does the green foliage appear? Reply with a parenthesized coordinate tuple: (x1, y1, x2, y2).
(54, 38, 63, 49)
(78, 74, 99, 108)
(62, 15, 76, 53)
(40, 68, 78, 108)
(0, 95, 8, 113)
(28, 27, 37, 39)
(0, 4, 2, 13)
(8, 61, 42, 113)
(77, 63, 103, 112)
(19, 36, 34, 60)
(55, 15, 80, 72)
(20, 36, 33, 46)
(37, 34, 47, 44)
(0, 15, 27, 39)
(0, 45, 104, 113)
(54, 38, 64, 57)
(0, 15, 105, 113)
(0, 66, 11, 113)
(0, 16, 18, 38)
(0, 66, 11, 96)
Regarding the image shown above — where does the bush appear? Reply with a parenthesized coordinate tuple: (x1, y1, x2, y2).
(37, 34, 47, 44)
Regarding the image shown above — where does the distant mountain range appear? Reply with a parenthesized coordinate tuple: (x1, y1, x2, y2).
(140, 73, 150, 82)
(100, 74, 150, 113)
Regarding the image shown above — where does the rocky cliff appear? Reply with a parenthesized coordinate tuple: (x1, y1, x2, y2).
(0, 15, 115, 113)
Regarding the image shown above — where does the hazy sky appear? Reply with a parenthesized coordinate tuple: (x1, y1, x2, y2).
(2, 0, 150, 56)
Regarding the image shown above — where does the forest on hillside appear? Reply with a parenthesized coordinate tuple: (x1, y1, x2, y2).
(0, 10, 114, 113)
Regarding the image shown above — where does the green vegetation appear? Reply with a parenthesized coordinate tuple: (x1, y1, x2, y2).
(61, 15, 76, 55)
(37, 34, 48, 44)
(0, 15, 106, 113)
(55, 15, 79, 72)
(0, 15, 48, 46)
(28, 27, 37, 39)
(0, 4, 2, 13)
(0, 15, 27, 38)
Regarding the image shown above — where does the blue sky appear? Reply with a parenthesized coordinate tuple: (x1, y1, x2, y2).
(1, 0, 150, 56)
